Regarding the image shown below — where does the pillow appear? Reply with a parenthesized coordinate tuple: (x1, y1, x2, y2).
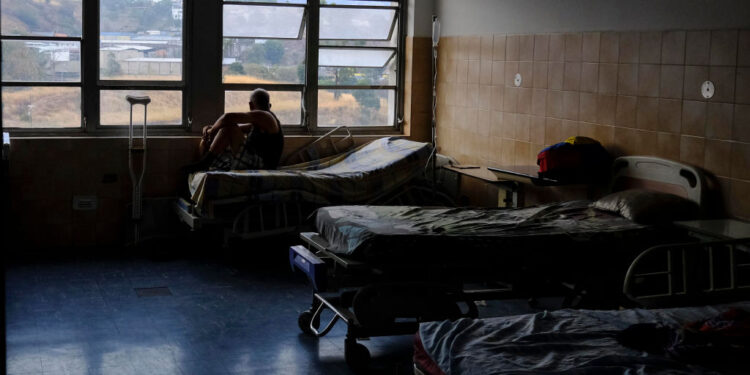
(591, 189, 699, 224)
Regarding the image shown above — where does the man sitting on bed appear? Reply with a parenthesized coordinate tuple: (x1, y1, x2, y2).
(182, 88, 284, 173)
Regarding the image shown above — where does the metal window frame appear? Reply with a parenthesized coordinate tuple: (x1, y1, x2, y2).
(219, 0, 404, 135)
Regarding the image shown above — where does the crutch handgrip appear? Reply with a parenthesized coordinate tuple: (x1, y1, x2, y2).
(126, 95, 151, 105)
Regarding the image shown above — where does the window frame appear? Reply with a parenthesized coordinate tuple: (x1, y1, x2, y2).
(220, 0, 405, 135)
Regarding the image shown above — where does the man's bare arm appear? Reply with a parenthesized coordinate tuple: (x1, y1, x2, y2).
(208, 111, 279, 136)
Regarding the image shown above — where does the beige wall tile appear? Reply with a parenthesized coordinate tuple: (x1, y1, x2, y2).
(706, 102, 734, 140)
(619, 32, 639, 63)
(660, 65, 684, 99)
(734, 104, 750, 142)
(514, 141, 532, 166)
(561, 120, 579, 139)
(709, 66, 736, 102)
(480, 60, 493, 83)
(531, 89, 547, 116)
(534, 34, 550, 61)
(501, 139, 516, 165)
(547, 90, 563, 118)
(502, 112, 517, 138)
(639, 31, 662, 64)
(683, 65, 709, 101)
(680, 135, 705, 167)
(599, 31, 619, 63)
(548, 62, 564, 90)
(729, 179, 750, 220)
(530, 115, 546, 144)
(739, 30, 750, 66)
(549, 34, 565, 62)
(456, 60, 469, 83)
(710, 29, 738, 66)
(481, 35, 494, 61)
(562, 91, 580, 121)
(439, 59, 456, 83)
(506, 34, 520, 61)
(467, 84, 480, 108)
(493, 34, 507, 61)
(519, 61, 534, 88)
(456, 84, 468, 106)
(492, 61, 505, 85)
(459, 36, 473, 60)
(616, 95, 638, 128)
(545, 118, 564, 144)
(737, 68, 750, 104)
(518, 88, 533, 114)
(731, 142, 750, 180)
(519, 34, 534, 61)
(686, 30, 710, 65)
(580, 63, 598, 93)
(617, 63, 638, 96)
(636, 130, 659, 156)
(504, 61, 519, 86)
(582, 32, 600, 62)
(563, 62, 581, 91)
(657, 98, 682, 133)
(468, 60, 481, 84)
(565, 33, 582, 62)
(598, 63, 618, 95)
(615, 127, 640, 155)
(477, 109, 491, 136)
(468, 36, 481, 60)
(637, 64, 661, 97)
(597, 94, 617, 125)
(579, 92, 597, 123)
(479, 85, 491, 110)
(637, 97, 660, 131)
(504, 86, 519, 112)
(661, 30, 686, 65)
(704, 139, 733, 177)
(516, 114, 531, 142)
(491, 85, 504, 111)
(656, 132, 681, 160)
(533, 62, 548, 88)
(490, 111, 504, 138)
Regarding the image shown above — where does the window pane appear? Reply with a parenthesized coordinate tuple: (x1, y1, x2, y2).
(2, 40, 81, 82)
(229, 0, 307, 3)
(318, 89, 394, 127)
(1, 0, 82, 37)
(320, 20, 398, 47)
(322, 1, 397, 6)
(223, 5, 304, 39)
(2, 87, 80, 128)
(222, 37, 306, 84)
(100, 0, 183, 81)
(319, 48, 393, 68)
(225, 91, 302, 125)
(319, 58, 396, 86)
(320, 8, 395, 40)
(100, 90, 182, 126)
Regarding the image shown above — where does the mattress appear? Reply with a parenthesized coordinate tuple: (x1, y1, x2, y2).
(187, 137, 430, 213)
(417, 301, 750, 375)
(314, 200, 673, 263)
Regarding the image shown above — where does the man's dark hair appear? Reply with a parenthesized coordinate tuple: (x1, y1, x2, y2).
(250, 88, 271, 110)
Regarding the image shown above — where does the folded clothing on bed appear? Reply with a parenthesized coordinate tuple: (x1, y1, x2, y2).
(418, 301, 750, 375)
(315, 200, 676, 263)
(188, 137, 430, 213)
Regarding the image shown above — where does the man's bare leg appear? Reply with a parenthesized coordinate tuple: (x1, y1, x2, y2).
(183, 124, 245, 173)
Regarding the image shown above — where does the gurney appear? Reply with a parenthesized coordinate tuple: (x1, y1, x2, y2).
(173, 135, 448, 245)
(289, 156, 712, 370)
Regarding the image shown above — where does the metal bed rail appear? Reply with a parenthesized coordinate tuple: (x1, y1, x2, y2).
(623, 238, 750, 307)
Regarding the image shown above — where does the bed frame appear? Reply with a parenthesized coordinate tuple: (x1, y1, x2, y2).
(289, 155, 712, 370)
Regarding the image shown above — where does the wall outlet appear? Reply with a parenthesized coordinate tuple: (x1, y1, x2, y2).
(73, 196, 97, 211)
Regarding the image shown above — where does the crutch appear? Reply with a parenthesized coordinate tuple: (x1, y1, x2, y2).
(127, 95, 151, 245)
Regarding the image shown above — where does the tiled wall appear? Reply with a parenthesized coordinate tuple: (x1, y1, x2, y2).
(403, 36, 433, 142)
(435, 29, 750, 219)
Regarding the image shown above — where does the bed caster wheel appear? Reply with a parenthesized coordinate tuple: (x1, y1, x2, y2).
(298, 309, 319, 335)
(345, 341, 370, 372)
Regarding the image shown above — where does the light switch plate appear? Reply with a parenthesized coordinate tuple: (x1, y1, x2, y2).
(701, 80, 715, 99)
(514, 73, 522, 87)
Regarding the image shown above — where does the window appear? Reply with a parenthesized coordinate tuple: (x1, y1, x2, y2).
(222, 0, 403, 131)
(99, 0, 185, 127)
(1, 0, 83, 129)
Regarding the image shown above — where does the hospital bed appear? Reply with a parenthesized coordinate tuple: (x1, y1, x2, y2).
(173, 135, 444, 245)
(414, 237, 750, 375)
(289, 156, 715, 369)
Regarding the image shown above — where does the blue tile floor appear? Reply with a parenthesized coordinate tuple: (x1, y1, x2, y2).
(4, 237, 419, 375)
